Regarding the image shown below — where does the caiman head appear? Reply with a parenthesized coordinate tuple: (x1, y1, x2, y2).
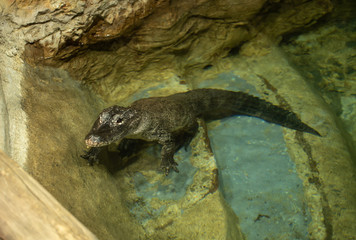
(85, 105, 141, 147)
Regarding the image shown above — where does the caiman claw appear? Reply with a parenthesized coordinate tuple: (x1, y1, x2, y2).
(161, 160, 179, 176)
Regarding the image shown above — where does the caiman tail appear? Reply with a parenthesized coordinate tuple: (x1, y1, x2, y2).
(185, 89, 321, 136)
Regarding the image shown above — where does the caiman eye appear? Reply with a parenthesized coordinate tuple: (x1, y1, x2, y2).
(112, 115, 124, 125)
(116, 118, 123, 124)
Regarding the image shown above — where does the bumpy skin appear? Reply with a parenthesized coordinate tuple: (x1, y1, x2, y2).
(82, 89, 320, 175)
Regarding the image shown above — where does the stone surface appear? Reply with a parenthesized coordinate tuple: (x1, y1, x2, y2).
(118, 119, 244, 239)
(185, 48, 356, 239)
(281, 3, 356, 146)
(3, 0, 353, 239)
(2, 0, 332, 102)
(194, 72, 312, 239)
(12, 63, 244, 239)
(0, 38, 28, 167)
(21, 65, 145, 239)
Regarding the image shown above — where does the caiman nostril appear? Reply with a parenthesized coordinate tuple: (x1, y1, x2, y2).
(85, 135, 101, 147)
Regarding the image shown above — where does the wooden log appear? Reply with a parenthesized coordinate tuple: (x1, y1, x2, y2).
(0, 151, 98, 240)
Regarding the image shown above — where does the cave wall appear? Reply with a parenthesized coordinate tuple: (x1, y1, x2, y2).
(1, 0, 332, 101)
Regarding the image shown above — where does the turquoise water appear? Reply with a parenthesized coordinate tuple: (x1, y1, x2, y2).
(131, 146, 196, 225)
(209, 116, 310, 239)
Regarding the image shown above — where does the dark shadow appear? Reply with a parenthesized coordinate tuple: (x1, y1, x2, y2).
(99, 139, 155, 174)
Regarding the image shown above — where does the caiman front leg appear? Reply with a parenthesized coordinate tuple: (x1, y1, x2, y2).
(81, 147, 102, 165)
(160, 140, 180, 176)
(159, 122, 199, 175)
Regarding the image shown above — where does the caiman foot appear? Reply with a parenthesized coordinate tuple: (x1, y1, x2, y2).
(80, 147, 101, 165)
(160, 159, 179, 176)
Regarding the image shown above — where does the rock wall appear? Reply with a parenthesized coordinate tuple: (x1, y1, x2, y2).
(281, 0, 356, 146)
(1, 0, 332, 101)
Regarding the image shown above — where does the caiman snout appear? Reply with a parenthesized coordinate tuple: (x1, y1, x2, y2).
(85, 135, 102, 147)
